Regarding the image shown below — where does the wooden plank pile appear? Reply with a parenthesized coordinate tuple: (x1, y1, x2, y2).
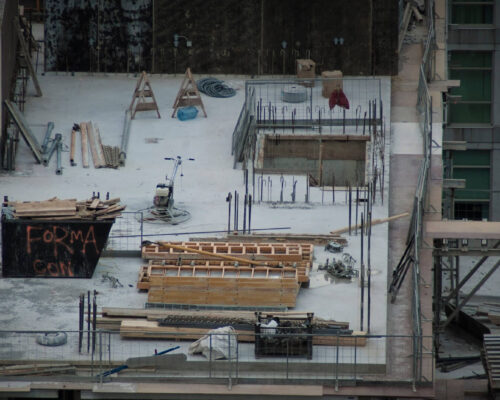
(94, 307, 366, 346)
(143, 265, 299, 307)
(71, 121, 121, 169)
(195, 233, 348, 246)
(0, 364, 75, 376)
(8, 197, 125, 220)
(142, 241, 313, 284)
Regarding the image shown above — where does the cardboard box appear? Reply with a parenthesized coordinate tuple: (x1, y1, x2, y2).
(296, 59, 316, 87)
(321, 70, 343, 98)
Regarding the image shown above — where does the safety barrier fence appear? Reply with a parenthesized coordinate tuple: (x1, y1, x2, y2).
(0, 331, 433, 387)
(410, 9, 435, 385)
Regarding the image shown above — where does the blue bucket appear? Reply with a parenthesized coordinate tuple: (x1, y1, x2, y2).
(177, 106, 199, 121)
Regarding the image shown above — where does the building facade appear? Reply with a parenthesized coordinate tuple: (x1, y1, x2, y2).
(443, 1, 500, 221)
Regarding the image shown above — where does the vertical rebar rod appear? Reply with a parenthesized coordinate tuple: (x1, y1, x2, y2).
(87, 291, 90, 353)
(348, 185, 352, 236)
(248, 195, 252, 233)
(78, 293, 84, 353)
(234, 191, 238, 231)
(360, 213, 365, 331)
(243, 194, 247, 233)
(92, 290, 97, 354)
(367, 209, 372, 333)
(355, 186, 359, 235)
(227, 192, 232, 234)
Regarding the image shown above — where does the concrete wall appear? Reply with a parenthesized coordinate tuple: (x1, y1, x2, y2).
(44, 0, 151, 72)
(261, 136, 367, 186)
(0, 0, 19, 168)
(444, 4, 500, 220)
(45, 0, 398, 75)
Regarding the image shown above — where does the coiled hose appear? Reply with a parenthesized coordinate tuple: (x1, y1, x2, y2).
(197, 77, 236, 98)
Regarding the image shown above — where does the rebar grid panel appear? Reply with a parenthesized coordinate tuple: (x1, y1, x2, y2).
(246, 77, 382, 132)
(0, 331, 431, 384)
(104, 211, 143, 252)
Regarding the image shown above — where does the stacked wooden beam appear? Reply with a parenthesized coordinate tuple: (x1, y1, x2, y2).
(73, 121, 121, 169)
(144, 265, 300, 307)
(9, 197, 125, 220)
(94, 307, 365, 346)
(0, 364, 75, 376)
(142, 241, 313, 283)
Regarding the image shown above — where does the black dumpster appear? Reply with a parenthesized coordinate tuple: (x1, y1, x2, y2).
(1, 215, 113, 278)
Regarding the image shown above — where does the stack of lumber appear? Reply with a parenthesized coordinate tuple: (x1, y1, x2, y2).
(95, 307, 366, 346)
(145, 265, 300, 307)
(75, 121, 121, 169)
(9, 197, 125, 220)
(142, 241, 313, 283)
(0, 364, 75, 376)
(222, 233, 348, 246)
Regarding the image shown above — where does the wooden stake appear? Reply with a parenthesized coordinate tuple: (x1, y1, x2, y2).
(70, 125, 78, 166)
(80, 123, 89, 168)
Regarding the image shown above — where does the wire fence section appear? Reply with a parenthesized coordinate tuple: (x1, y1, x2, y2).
(103, 211, 143, 254)
(0, 330, 432, 385)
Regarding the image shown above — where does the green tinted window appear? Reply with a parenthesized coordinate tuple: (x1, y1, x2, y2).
(448, 52, 492, 124)
(451, 1, 494, 24)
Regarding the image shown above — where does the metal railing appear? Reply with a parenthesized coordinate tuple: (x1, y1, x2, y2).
(0, 330, 432, 387)
(410, 10, 435, 384)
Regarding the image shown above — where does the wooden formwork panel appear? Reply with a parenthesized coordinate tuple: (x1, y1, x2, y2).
(138, 259, 310, 287)
(142, 241, 313, 262)
(138, 264, 300, 290)
(145, 267, 299, 307)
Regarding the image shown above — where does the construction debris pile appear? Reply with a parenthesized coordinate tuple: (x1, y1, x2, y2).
(6, 197, 125, 220)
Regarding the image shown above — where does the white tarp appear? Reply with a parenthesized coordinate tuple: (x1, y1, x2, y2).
(188, 326, 237, 360)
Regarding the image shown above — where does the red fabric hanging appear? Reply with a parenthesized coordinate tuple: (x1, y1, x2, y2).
(329, 89, 350, 110)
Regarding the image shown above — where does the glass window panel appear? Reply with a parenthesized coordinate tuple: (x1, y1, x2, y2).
(448, 103, 491, 123)
(451, 5, 493, 24)
(453, 168, 490, 200)
(452, 150, 490, 166)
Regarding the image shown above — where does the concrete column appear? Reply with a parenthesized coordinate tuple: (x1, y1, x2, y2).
(493, 49, 500, 127)
(490, 148, 500, 221)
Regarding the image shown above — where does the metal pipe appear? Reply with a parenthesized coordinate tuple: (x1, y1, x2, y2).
(119, 110, 132, 166)
(43, 133, 61, 166)
(41, 122, 54, 153)
(56, 139, 63, 175)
